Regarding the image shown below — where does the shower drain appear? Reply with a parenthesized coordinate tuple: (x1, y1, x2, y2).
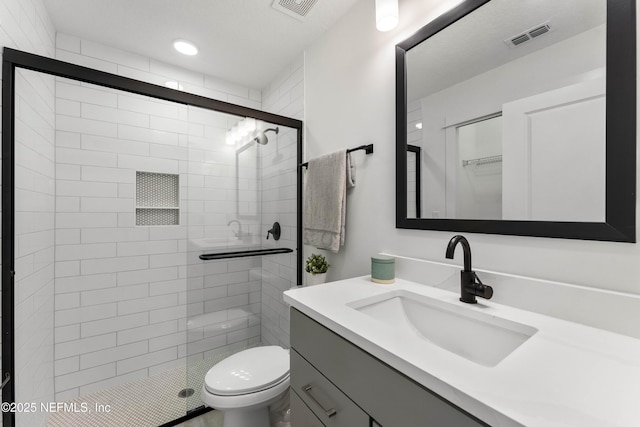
(178, 388, 195, 398)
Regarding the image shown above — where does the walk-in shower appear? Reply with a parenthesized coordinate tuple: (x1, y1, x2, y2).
(1, 48, 302, 427)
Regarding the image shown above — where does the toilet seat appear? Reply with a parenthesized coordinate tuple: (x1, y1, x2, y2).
(204, 346, 290, 396)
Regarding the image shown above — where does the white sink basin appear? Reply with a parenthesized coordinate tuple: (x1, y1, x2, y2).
(348, 290, 537, 367)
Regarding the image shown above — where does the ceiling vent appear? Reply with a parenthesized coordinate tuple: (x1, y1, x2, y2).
(505, 21, 552, 48)
(271, 0, 319, 22)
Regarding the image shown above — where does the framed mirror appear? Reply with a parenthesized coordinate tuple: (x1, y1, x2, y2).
(396, 0, 636, 242)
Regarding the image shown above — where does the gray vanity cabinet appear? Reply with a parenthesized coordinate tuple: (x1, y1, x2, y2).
(290, 349, 369, 426)
(290, 308, 488, 427)
(290, 389, 325, 427)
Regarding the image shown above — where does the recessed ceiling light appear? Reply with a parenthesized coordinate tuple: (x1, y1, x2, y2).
(173, 39, 198, 56)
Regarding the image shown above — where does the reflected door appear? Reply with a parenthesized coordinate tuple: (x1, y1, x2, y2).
(502, 77, 606, 221)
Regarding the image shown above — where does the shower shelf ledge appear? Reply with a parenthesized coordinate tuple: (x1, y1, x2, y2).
(199, 247, 294, 261)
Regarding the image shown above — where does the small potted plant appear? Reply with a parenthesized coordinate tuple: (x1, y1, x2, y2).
(305, 253, 330, 286)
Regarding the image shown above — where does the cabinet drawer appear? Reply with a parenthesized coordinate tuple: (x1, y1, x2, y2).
(291, 349, 369, 426)
(291, 389, 325, 427)
(291, 308, 488, 427)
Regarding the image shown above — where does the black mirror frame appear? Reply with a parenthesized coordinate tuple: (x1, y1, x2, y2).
(396, 0, 636, 242)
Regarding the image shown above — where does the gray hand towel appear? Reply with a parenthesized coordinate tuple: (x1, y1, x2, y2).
(303, 150, 355, 252)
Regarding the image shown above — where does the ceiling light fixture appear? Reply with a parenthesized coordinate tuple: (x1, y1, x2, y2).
(173, 39, 198, 56)
(415, 122, 423, 129)
(375, 0, 399, 32)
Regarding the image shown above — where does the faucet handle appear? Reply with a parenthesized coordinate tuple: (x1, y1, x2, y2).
(460, 271, 493, 303)
(472, 272, 493, 299)
(266, 222, 281, 241)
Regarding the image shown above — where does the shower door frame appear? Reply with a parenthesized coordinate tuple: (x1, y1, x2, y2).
(1, 47, 304, 427)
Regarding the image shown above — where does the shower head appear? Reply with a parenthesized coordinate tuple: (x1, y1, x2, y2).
(254, 127, 279, 145)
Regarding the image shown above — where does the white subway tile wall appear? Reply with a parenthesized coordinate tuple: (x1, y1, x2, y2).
(260, 56, 304, 347)
(14, 67, 56, 427)
(51, 75, 264, 401)
(48, 35, 274, 403)
(6, 1, 57, 425)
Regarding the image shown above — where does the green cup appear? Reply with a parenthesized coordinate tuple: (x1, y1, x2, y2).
(371, 256, 395, 284)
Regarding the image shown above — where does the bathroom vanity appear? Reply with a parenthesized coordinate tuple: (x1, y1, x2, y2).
(289, 307, 486, 426)
(284, 275, 640, 426)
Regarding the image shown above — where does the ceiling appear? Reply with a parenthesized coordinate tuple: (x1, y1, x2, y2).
(42, 0, 360, 90)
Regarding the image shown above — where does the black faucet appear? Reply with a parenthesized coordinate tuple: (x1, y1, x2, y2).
(445, 235, 493, 304)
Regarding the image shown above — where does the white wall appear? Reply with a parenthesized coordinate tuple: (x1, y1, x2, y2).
(304, 0, 640, 304)
(0, 1, 56, 426)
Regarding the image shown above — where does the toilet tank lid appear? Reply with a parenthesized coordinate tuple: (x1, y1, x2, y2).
(204, 346, 290, 396)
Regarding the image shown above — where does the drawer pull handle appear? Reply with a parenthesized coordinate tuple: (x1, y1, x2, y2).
(303, 384, 337, 418)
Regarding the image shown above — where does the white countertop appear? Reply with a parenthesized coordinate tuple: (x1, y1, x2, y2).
(284, 277, 640, 427)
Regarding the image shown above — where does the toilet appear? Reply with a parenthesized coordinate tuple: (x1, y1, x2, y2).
(201, 345, 290, 427)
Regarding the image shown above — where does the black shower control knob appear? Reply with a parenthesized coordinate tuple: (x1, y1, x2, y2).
(267, 222, 281, 241)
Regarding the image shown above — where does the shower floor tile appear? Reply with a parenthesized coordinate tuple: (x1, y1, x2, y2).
(47, 344, 256, 427)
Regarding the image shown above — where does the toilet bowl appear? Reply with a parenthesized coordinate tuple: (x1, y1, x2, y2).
(201, 345, 290, 427)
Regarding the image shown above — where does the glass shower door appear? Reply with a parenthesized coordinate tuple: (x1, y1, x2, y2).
(13, 70, 195, 426)
(5, 50, 301, 427)
(185, 113, 299, 416)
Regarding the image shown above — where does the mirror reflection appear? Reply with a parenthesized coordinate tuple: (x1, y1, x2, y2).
(407, 144, 422, 218)
(406, 0, 606, 221)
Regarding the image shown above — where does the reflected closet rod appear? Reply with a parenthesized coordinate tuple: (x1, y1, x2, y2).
(300, 144, 374, 168)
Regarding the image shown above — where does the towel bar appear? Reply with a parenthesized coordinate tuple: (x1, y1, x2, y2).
(300, 144, 373, 168)
(199, 247, 293, 260)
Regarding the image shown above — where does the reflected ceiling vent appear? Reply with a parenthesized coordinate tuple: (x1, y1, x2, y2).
(505, 21, 552, 48)
(271, 0, 319, 22)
